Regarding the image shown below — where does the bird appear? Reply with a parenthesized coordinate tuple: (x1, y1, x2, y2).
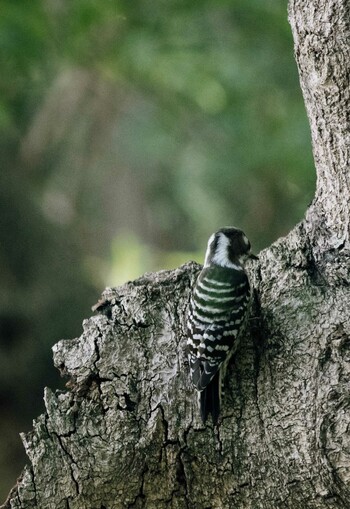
(186, 227, 257, 424)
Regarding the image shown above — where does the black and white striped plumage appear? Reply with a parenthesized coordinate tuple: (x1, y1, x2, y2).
(187, 227, 255, 424)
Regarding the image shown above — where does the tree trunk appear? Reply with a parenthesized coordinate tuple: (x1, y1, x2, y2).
(3, 1, 350, 508)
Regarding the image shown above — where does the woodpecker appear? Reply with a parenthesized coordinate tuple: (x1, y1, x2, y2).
(187, 227, 256, 424)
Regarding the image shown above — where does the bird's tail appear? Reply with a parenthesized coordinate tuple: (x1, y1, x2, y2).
(199, 371, 221, 425)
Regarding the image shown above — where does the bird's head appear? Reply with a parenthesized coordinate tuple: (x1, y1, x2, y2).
(204, 227, 257, 269)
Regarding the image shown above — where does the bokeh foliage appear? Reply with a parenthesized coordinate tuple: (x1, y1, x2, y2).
(0, 0, 314, 500)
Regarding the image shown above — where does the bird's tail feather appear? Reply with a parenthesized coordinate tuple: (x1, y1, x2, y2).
(199, 371, 220, 425)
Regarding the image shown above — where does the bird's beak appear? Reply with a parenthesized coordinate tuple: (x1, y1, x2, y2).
(249, 253, 259, 260)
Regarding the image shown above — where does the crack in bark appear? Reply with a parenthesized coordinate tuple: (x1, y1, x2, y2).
(127, 464, 148, 508)
(52, 432, 80, 497)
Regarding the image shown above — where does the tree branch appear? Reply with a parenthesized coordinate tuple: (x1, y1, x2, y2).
(289, 0, 350, 257)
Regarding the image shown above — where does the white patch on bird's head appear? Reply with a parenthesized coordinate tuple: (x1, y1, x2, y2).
(206, 232, 243, 270)
(204, 233, 216, 267)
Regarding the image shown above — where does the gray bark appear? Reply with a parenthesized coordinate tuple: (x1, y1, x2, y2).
(3, 1, 350, 508)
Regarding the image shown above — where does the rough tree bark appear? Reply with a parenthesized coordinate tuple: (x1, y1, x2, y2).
(3, 1, 350, 508)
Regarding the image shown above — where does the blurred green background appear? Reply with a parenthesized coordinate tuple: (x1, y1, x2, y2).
(0, 0, 314, 500)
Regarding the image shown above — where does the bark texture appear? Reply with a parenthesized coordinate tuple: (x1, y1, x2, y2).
(3, 1, 350, 508)
(289, 0, 350, 275)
